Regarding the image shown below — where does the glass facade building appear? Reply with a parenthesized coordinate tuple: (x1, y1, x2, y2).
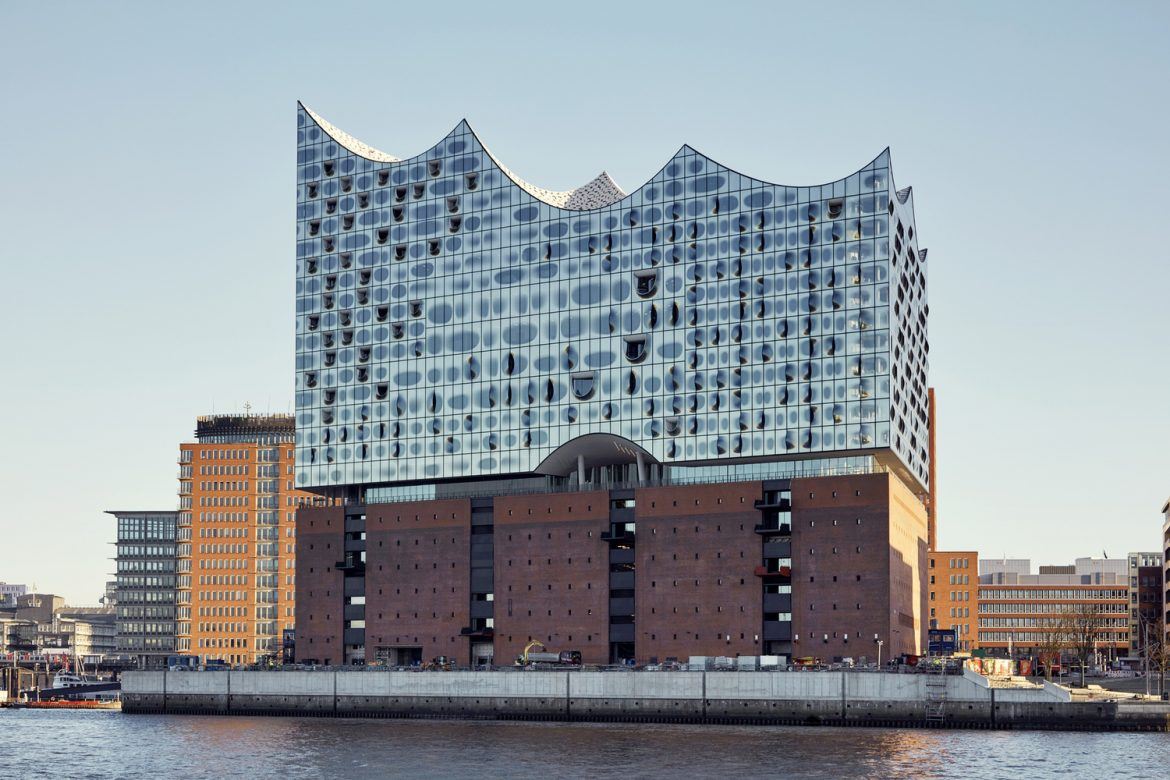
(106, 510, 178, 667)
(294, 104, 929, 496)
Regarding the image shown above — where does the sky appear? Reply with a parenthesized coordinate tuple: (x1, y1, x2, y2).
(1, 1, 1167, 604)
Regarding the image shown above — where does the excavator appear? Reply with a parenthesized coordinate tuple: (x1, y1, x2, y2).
(515, 641, 582, 667)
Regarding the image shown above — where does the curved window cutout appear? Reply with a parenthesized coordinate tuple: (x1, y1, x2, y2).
(342, 215, 354, 230)
(634, 270, 658, 298)
(306, 260, 318, 275)
(339, 252, 352, 269)
(394, 186, 407, 202)
(305, 372, 318, 389)
(409, 301, 423, 318)
(392, 206, 404, 222)
(358, 347, 371, 363)
(356, 367, 369, 382)
(323, 161, 336, 177)
(376, 228, 389, 244)
(307, 315, 320, 331)
(376, 171, 390, 187)
(341, 329, 354, 345)
(340, 176, 353, 193)
(391, 321, 404, 338)
(465, 172, 479, 190)
(325, 198, 338, 215)
(411, 183, 425, 199)
(624, 336, 648, 363)
(307, 182, 319, 198)
(570, 371, 596, 400)
(428, 239, 441, 256)
(665, 416, 681, 436)
(323, 351, 336, 367)
(394, 244, 407, 261)
(323, 389, 336, 405)
(625, 370, 638, 395)
(428, 160, 442, 177)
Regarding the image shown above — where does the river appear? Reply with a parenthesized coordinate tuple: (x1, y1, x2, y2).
(1, 710, 1164, 778)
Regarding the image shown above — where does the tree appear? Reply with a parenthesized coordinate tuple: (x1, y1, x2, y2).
(1035, 614, 1071, 681)
(1061, 602, 1107, 688)
(1144, 615, 1169, 698)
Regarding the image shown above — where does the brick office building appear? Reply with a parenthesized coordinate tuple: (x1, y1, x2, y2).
(292, 106, 933, 666)
(176, 414, 320, 664)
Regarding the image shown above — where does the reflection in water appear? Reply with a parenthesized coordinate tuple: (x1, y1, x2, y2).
(0, 711, 1165, 780)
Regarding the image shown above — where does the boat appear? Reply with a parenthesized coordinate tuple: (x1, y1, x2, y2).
(7, 699, 121, 711)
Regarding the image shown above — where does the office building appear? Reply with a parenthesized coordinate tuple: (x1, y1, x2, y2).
(1162, 499, 1170, 648)
(1128, 551, 1162, 658)
(105, 510, 179, 668)
(292, 105, 932, 666)
(977, 559, 1129, 659)
(176, 414, 318, 664)
(928, 551, 977, 651)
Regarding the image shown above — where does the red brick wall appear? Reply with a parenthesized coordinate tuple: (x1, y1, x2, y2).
(365, 499, 471, 664)
(633, 483, 764, 660)
(790, 474, 893, 662)
(294, 505, 345, 664)
(493, 491, 610, 665)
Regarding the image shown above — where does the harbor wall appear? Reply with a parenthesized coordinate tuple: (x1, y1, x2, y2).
(121, 670, 1170, 731)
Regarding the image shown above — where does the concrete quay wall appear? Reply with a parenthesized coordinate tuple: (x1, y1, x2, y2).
(122, 670, 1170, 731)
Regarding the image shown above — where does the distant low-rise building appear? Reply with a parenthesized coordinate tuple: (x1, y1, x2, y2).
(0, 583, 28, 607)
(977, 559, 1129, 662)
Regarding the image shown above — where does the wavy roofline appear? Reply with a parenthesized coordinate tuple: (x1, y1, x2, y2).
(298, 102, 901, 212)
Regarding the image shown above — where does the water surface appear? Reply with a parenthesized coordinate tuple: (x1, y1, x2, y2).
(0, 710, 1163, 779)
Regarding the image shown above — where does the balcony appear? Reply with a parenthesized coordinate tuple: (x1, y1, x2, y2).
(601, 529, 635, 545)
(754, 523, 792, 536)
(754, 565, 791, 581)
(460, 626, 494, 639)
(335, 556, 366, 574)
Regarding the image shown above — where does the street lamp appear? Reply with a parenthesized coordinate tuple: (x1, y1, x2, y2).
(875, 634, 883, 669)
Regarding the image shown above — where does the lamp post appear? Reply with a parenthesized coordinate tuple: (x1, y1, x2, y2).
(875, 634, 883, 669)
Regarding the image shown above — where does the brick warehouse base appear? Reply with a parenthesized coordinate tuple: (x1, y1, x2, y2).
(122, 670, 1170, 732)
(296, 473, 929, 667)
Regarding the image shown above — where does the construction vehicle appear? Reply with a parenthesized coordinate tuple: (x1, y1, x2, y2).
(424, 656, 453, 671)
(515, 641, 582, 667)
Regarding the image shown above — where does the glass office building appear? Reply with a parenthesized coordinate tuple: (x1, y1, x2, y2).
(294, 104, 929, 497)
(106, 510, 178, 668)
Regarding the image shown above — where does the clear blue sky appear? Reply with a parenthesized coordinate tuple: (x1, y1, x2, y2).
(2, 1, 1167, 604)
